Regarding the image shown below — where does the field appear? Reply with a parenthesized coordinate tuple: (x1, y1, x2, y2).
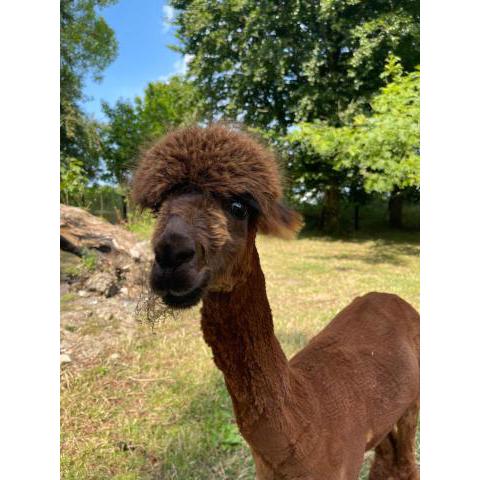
(61, 230, 420, 480)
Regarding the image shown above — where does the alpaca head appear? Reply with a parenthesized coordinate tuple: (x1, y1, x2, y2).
(132, 124, 302, 309)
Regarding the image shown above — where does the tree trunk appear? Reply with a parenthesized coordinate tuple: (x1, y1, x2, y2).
(388, 190, 404, 229)
(320, 186, 341, 233)
(354, 204, 360, 231)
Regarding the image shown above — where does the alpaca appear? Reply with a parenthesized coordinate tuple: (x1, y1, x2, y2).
(132, 125, 420, 480)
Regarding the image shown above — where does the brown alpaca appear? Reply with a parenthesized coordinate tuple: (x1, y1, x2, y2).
(132, 125, 420, 480)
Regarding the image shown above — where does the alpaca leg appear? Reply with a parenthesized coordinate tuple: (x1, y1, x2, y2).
(369, 401, 419, 480)
(252, 450, 274, 480)
(393, 400, 419, 480)
(368, 431, 397, 480)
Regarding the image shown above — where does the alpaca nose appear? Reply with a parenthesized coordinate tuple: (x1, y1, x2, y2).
(154, 232, 196, 269)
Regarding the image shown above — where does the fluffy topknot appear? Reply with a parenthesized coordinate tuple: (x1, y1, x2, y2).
(132, 124, 302, 238)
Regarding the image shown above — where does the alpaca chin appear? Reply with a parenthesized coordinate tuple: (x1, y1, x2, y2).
(162, 287, 203, 309)
(157, 268, 211, 309)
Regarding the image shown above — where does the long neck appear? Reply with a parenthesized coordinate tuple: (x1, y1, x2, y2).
(201, 244, 291, 429)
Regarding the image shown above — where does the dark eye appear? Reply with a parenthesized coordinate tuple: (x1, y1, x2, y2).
(151, 201, 162, 215)
(229, 200, 248, 220)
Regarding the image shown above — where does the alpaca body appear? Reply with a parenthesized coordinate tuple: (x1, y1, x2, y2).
(202, 244, 419, 480)
(132, 125, 420, 479)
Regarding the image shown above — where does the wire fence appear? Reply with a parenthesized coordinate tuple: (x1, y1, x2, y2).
(62, 186, 128, 224)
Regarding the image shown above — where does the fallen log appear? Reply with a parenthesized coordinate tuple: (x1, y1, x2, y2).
(60, 204, 149, 261)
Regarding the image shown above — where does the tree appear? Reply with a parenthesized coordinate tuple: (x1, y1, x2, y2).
(284, 122, 358, 232)
(287, 56, 420, 228)
(344, 58, 420, 194)
(348, 58, 419, 228)
(60, 158, 89, 206)
(60, 0, 118, 178)
(170, 0, 419, 231)
(101, 76, 200, 185)
(101, 100, 143, 185)
(171, 0, 419, 131)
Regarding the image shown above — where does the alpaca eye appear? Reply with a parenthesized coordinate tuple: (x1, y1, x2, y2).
(229, 200, 248, 220)
(151, 201, 162, 215)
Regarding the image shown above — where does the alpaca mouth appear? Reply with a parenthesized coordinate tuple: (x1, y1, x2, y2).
(161, 270, 210, 309)
(163, 285, 204, 309)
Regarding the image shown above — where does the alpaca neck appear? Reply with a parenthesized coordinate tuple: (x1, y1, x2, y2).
(201, 244, 291, 429)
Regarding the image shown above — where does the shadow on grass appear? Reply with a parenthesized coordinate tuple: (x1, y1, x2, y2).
(299, 225, 419, 244)
(298, 227, 419, 267)
(308, 243, 419, 266)
(300, 220, 420, 240)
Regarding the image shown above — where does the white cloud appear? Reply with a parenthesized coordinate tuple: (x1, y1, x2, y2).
(162, 5, 175, 33)
(159, 54, 194, 82)
(173, 54, 194, 75)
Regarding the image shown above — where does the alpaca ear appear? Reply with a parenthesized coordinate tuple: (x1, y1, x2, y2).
(257, 201, 303, 239)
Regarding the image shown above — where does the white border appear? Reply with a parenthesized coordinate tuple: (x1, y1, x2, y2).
(2, 1, 480, 478)
(421, 0, 480, 477)
(0, 2, 59, 479)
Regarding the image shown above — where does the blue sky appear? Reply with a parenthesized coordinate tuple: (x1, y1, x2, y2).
(82, 0, 185, 121)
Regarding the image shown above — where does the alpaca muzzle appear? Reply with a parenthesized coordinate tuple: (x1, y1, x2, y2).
(150, 217, 209, 308)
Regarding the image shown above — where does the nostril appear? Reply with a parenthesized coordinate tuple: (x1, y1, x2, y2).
(154, 244, 171, 268)
(155, 244, 195, 269)
(175, 248, 195, 266)
(154, 251, 165, 267)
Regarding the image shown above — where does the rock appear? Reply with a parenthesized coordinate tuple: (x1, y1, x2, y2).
(130, 240, 152, 261)
(78, 290, 88, 297)
(60, 354, 72, 365)
(60, 204, 152, 264)
(60, 205, 152, 296)
(85, 272, 119, 297)
(99, 311, 114, 321)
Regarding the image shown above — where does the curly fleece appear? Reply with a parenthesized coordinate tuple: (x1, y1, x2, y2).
(131, 124, 302, 238)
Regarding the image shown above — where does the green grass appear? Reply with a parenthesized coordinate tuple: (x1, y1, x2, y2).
(60, 249, 99, 281)
(61, 231, 419, 479)
(81, 249, 99, 272)
(126, 211, 157, 241)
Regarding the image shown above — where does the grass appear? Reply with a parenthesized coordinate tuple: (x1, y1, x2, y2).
(61, 230, 419, 479)
(126, 210, 157, 241)
(60, 250, 99, 282)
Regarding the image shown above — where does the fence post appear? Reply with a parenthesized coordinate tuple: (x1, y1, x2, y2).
(121, 194, 128, 220)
